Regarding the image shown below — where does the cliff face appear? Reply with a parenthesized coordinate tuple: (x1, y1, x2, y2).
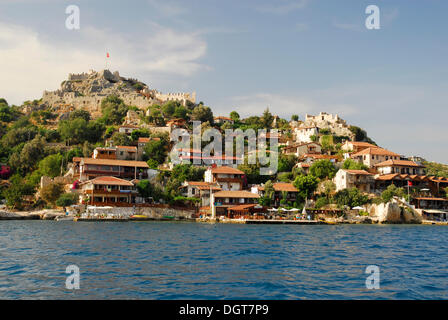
(367, 202, 422, 223)
(40, 69, 195, 118)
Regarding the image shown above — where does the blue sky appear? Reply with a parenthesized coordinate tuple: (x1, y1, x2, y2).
(0, 0, 447, 163)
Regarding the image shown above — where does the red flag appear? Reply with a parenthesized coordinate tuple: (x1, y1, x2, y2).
(408, 181, 413, 186)
(106, 52, 110, 58)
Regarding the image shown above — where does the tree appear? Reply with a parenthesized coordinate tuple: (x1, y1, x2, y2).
(291, 114, 299, 121)
(260, 108, 274, 129)
(278, 155, 297, 172)
(136, 180, 154, 199)
(322, 180, 336, 199)
(2, 175, 35, 209)
(40, 182, 64, 205)
(38, 154, 63, 178)
(1, 126, 37, 148)
(143, 139, 167, 164)
(100, 95, 128, 125)
(230, 111, 240, 122)
(147, 159, 159, 169)
(58, 118, 88, 145)
(9, 135, 46, 174)
(56, 193, 79, 207)
(309, 159, 337, 180)
(111, 132, 132, 146)
(381, 184, 405, 203)
(293, 174, 318, 200)
(342, 158, 368, 171)
(334, 188, 369, 208)
(69, 109, 91, 121)
(191, 105, 214, 124)
(131, 128, 150, 141)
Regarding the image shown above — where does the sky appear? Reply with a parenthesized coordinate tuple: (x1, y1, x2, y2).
(0, 0, 447, 163)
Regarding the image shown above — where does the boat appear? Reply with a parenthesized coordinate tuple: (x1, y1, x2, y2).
(55, 216, 74, 221)
(129, 215, 152, 221)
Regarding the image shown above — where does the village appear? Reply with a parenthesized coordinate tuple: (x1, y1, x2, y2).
(1, 70, 448, 224)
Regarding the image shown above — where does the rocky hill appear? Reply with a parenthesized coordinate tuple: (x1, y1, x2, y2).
(34, 69, 195, 119)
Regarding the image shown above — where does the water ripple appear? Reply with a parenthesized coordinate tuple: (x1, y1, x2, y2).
(0, 222, 447, 299)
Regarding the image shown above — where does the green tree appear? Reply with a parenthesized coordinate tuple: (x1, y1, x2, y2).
(291, 114, 299, 121)
(56, 193, 79, 207)
(333, 188, 369, 208)
(40, 182, 64, 205)
(278, 155, 297, 172)
(143, 139, 167, 164)
(136, 180, 154, 199)
(191, 105, 214, 124)
(9, 135, 46, 174)
(230, 111, 240, 122)
(293, 174, 318, 200)
(58, 118, 88, 145)
(2, 174, 35, 209)
(69, 109, 91, 121)
(309, 159, 337, 180)
(111, 132, 132, 146)
(381, 184, 405, 203)
(100, 95, 128, 125)
(38, 154, 63, 178)
(342, 158, 368, 170)
(260, 108, 274, 129)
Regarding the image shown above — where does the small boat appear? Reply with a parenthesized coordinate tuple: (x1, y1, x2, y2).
(55, 216, 74, 221)
(130, 215, 152, 221)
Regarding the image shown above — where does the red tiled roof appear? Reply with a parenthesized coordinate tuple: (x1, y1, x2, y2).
(80, 158, 149, 168)
(352, 147, 400, 157)
(87, 176, 134, 186)
(211, 166, 244, 175)
(374, 159, 424, 167)
(228, 204, 257, 211)
(214, 116, 233, 121)
(116, 146, 137, 151)
(343, 169, 373, 175)
(213, 190, 260, 198)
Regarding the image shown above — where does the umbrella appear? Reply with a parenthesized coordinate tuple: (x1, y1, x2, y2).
(268, 208, 278, 211)
(352, 206, 364, 210)
(289, 208, 299, 212)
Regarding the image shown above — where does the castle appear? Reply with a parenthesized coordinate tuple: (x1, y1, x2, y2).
(293, 112, 354, 143)
(41, 69, 196, 117)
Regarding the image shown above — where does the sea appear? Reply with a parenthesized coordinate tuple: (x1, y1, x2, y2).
(0, 221, 447, 299)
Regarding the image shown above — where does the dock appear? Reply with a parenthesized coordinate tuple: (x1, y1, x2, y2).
(244, 219, 326, 225)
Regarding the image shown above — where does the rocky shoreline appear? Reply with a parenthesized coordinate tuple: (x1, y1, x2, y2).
(0, 209, 65, 220)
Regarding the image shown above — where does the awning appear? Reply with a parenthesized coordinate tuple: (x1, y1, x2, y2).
(423, 209, 448, 215)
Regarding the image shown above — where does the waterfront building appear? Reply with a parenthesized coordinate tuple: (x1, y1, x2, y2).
(79, 176, 138, 206)
(211, 190, 260, 217)
(351, 147, 401, 168)
(333, 169, 374, 193)
(374, 159, 425, 175)
(73, 158, 150, 181)
(204, 166, 245, 191)
(251, 183, 299, 206)
(179, 181, 221, 206)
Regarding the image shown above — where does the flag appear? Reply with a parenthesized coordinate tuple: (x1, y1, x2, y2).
(106, 52, 110, 58)
(408, 181, 413, 186)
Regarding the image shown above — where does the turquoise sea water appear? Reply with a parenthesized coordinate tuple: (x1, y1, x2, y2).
(0, 221, 447, 299)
